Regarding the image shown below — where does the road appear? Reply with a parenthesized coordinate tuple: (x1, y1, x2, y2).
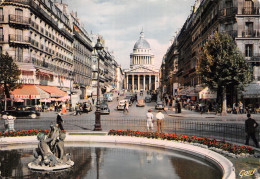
(1, 92, 259, 147)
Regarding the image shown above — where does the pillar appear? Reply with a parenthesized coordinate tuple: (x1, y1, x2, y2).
(132, 74, 134, 91)
(149, 75, 151, 90)
(143, 75, 146, 90)
(126, 75, 128, 90)
(138, 75, 140, 91)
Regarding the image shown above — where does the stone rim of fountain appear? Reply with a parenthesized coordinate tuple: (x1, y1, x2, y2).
(0, 133, 235, 178)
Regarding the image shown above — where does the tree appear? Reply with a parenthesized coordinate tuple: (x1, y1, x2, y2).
(198, 32, 252, 115)
(0, 53, 21, 110)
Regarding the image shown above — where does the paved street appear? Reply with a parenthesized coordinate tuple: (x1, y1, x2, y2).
(1, 93, 260, 149)
(1, 93, 260, 132)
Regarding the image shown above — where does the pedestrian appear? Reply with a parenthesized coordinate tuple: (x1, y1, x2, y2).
(124, 101, 129, 114)
(75, 103, 80, 115)
(239, 101, 244, 114)
(146, 109, 154, 132)
(245, 113, 259, 148)
(56, 112, 64, 131)
(92, 98, 95, 105)
(156, 110, 165, 133)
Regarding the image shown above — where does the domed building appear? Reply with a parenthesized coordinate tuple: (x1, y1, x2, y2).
(124, 31, 159, 91)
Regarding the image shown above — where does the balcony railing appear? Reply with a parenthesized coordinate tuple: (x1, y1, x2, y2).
(9, 14, 30, 26)
(9, 34, 30, 44)
(218, 7, 237, 18)
(242, 30, 260, 38)
(4, 0, 30, 5)
(242, 7, 260, 15)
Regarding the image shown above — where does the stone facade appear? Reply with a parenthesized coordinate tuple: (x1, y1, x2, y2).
(162, 0, 260, 106)
(125, 31, 159, 92)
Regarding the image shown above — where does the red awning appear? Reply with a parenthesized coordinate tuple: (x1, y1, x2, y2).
(37, 85, 67, 98)
(10, 84, 41, 99)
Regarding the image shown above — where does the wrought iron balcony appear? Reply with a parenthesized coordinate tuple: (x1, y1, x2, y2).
(242, 7, 260, 15)
(242, 30, 260, 38)
(9, 14, 30, 27)
(9, 34, 30, 45)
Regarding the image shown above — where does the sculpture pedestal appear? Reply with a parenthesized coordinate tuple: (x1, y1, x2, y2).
(28, 160, 74, 171)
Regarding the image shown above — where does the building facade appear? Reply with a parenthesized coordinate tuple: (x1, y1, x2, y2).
(0, 0, 75, 104)
(162, 0, 260, 107)
(91, 35, 120, 96)
(70, 12, 93, 100)
(124, 31, 159, 92)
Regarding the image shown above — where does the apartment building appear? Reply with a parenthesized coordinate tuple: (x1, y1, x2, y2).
(70, 12, 93, 100)
(163, 0, 260, 107)
(0, 0, 74, 104)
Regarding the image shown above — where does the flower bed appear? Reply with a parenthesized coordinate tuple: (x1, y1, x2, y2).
(108, 129, 255, 155)
(0, 129, 66, 137)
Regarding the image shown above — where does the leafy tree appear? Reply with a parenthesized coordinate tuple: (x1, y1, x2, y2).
(0, 53, 21, 109)
(198, 32, 252, 115)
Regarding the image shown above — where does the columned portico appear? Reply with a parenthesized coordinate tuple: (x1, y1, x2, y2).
(125, 73, 159, 92)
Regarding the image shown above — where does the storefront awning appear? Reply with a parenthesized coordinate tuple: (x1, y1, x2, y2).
(242, 82, 260, 98)
(37, 85, 67, 98)
(10, 84, 49, 99)
(199, 87, 217, 99)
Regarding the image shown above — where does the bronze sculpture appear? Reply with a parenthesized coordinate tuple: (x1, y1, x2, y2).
(28, 125, 74, 171)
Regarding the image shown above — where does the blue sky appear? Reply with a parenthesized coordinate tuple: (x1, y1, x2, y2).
(63, 0, 196, 69)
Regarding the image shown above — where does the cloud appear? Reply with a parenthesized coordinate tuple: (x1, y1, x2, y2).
(63, 0, 196, 69)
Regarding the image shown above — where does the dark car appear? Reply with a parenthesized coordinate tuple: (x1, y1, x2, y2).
(3, 106, 40, 119)
(145, 96, 152, 103)
(100, 103, 110, 115)
(83, 102, 93, 113)
(155, 101, 164, 110)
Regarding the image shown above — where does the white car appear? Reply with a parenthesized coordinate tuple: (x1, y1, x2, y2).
(117, 100, 128, 110)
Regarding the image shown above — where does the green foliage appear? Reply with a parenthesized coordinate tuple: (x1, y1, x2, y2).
(198, 32, 252, 90)
(0, 52, 21, 98)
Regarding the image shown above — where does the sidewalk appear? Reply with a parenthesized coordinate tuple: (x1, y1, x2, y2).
(164, 107, 260, 121)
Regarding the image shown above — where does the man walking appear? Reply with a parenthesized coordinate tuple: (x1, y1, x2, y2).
(245, 114, 259, 148)
(56, 112, 64, 131)
(146, 109, 154, 132)
(156, 110, 164, 133)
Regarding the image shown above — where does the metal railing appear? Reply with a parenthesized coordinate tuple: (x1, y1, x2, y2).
(9, 14, 30, 25)
(9, 34, 30, 43)
(73, 119, 259, 144)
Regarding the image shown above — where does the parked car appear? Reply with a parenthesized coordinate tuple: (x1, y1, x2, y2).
(2, 106, 40, 119)
(155, 101, 164, 110)
(83, 102, 93, 113)
(100, 103, 110, 114)
(117, 100, 128, 110)
(144, 96, 152, 103)
(136, 99, 145, 107)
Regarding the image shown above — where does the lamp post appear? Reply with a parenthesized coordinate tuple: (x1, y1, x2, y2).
(69, 71, 73, 112)
(94, 38, 103, 131)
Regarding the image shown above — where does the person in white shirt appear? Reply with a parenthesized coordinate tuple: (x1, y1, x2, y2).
(146, 109, 154, 132)
(156, 110, 165, 133)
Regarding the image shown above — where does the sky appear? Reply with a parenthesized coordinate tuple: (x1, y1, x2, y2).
(62, 0, 196, 70)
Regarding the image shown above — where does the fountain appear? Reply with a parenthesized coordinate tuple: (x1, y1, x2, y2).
(28, 125, 74, 171)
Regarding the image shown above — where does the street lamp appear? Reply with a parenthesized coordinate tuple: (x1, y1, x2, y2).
(94, 38, 103, 131)
(69, 71, 73, 112)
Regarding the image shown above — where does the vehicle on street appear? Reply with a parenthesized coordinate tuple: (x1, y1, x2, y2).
(2, 106, 40, 119)
(83, 102, 93, 113)
(117, 100, 128, 110)
(155, 101, 164, 110)
(136, 99, 145, 107)
(100, 103, 110, 114)
(125, 95, 133, 106)
(144, 96, 152, 103)
(104, 93, 113, 102)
